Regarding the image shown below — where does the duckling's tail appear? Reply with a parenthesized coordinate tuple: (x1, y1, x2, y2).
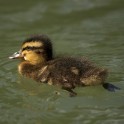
(102, 83, 120, 92)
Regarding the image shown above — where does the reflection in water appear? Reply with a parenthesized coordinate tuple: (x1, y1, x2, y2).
(0, 0, 124, 123)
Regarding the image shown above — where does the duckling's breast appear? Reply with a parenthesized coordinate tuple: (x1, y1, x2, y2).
(18, 61, 41, 80)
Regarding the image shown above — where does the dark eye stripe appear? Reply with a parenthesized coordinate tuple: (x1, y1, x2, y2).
(22, 46, 43, 51)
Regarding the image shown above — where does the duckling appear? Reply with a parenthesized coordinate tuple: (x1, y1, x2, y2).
(9, 34, 120, 96)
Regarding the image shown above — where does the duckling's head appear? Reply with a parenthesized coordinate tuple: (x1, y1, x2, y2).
(9, 35, 53, 65)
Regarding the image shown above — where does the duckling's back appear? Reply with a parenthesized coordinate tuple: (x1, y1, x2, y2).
(38, 57, 108, 89)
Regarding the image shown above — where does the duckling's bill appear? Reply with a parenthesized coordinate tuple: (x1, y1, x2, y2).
(9, 51, 22, 59)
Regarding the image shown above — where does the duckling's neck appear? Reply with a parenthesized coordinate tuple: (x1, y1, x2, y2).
(18, 61, 45, 80)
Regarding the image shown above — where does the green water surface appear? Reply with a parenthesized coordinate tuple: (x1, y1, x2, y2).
(0, 0, 124, 124)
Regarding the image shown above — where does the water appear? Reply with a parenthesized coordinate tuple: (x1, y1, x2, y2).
(0, 0, 124, 124)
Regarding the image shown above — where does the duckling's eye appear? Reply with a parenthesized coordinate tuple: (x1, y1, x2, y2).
(36, 51, 42, 54)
